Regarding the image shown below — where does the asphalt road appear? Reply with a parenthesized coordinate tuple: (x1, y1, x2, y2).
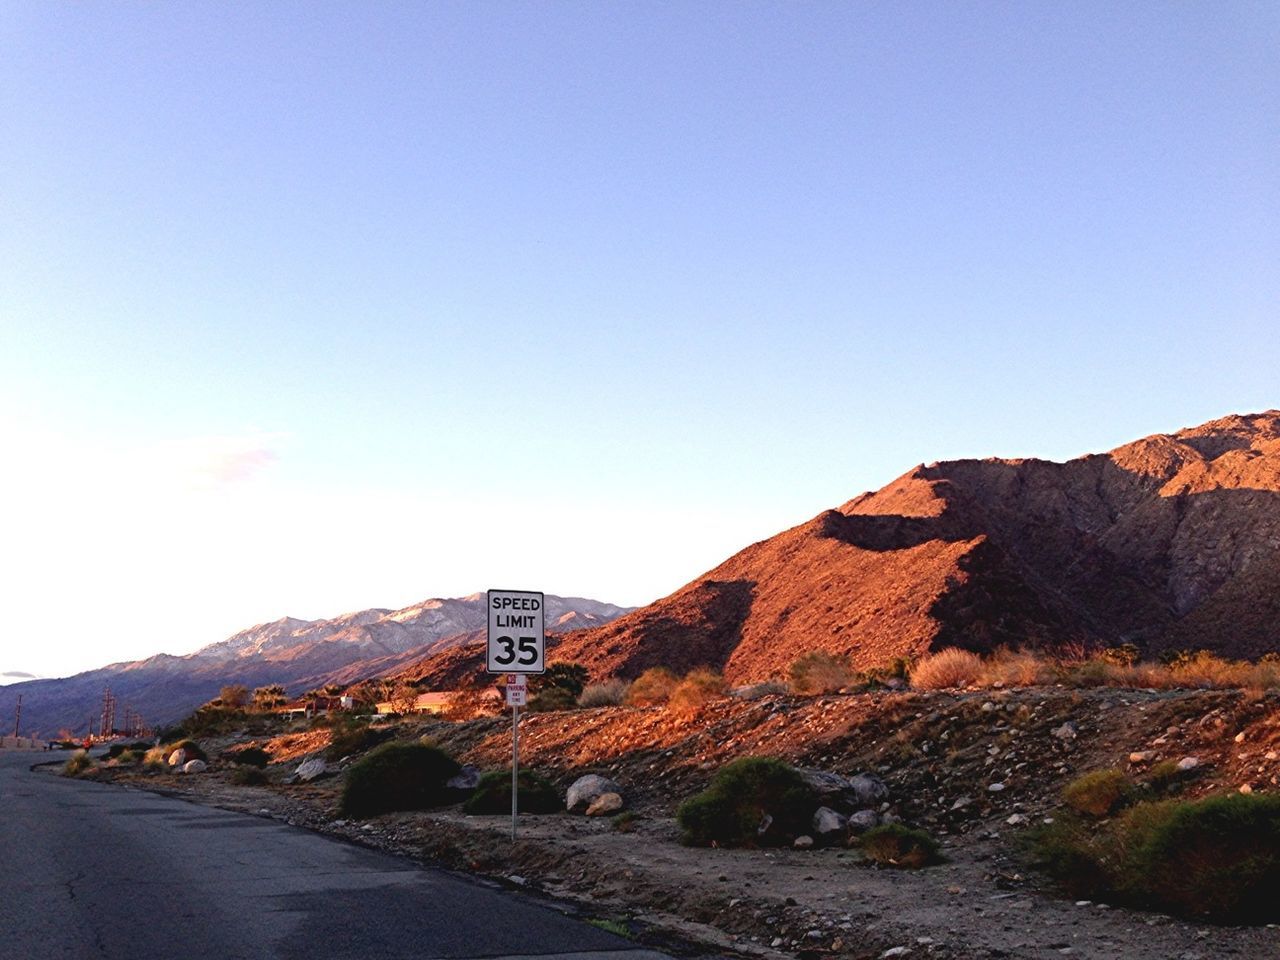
(0, 750, 674, 960)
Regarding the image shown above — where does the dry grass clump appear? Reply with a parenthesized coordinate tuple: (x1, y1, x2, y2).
(910, 648, 983, 690)
(903, 645, 1280, 694)
(860, 823, 943, 868)
(788, 651, 854, 695)
(669, 669, 728, 714)
(977, 648, 1058, 687)
(626, 667, 679, 706)
(578, 679, 630, 708)
(62, 750, 93, 777)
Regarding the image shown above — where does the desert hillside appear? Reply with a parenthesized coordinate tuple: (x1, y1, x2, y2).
(410, 411, 1280, 688)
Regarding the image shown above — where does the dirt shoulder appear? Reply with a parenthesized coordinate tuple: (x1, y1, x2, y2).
(90, 687, 1280, 960)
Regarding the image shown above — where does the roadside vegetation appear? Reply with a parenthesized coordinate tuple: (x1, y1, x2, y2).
(677, 757, 817, 847)
(1027, 770, 1280, 923)
(462, 770, 560, 815)
(338, 742, 461, 819)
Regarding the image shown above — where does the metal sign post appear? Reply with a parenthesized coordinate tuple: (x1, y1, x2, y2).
(487, 590, 544, 843)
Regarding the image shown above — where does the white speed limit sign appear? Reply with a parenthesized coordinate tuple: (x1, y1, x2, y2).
(486, 589, 545, 674)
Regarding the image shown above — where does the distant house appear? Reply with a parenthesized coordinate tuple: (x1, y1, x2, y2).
(374, 690, 498, 715)
(281, 695, 353, 719)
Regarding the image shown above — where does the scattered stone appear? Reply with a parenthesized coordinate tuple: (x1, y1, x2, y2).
(1129, 751, 1156, 764)
(880, 948, 911, 958)
(1239, 784, 1253, 795)
(181, 759, 207, 774)
(585, 792, 625, 817)
(1005, 813, 1028, 826)
(950, 796, 973, 811)
(566, 774, 623, 813)
(295, 757, 327, 782)
(1176, 757, 1201, 772)
(1234, 732, 1246, 743)
(793, 835, 814, 850)
(1052, 722, 1078, 741)
(987, 782, 1006, 793)
(1267, 751, 1278, 762)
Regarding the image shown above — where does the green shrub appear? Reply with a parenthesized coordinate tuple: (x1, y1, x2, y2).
(611, 810, 639, 832)
(117, 749, 145, 764)
(462, 770, 560, 815)
(231, 766, 269, 786)
(62, 750, 92, 777)
(106, 741, 151, 760)
(788, 651, 853, 695)
(338, 742, 461, 819)
(527, 686, 578, 712)
(1027, 793, 1280, 923)
(1063, 769, 1135, 818)
(325, 725, 389, 761)
(860, 824, 942, 868)
(676, 757, 817, 847)
(228, 746, 271, 768)
(626, 667, 678, 706)
(1146, 760, 1190, 795)
(1124, 793, 1280, 922)
(535, 663, 589, 699)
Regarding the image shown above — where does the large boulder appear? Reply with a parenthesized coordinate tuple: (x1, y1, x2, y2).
(181, 759, 207, 774)
(848, 773, 889, 808)
(447, 764, 482, 792)
(585, 792, 625, 817)
(795, 768, 889, 812)
(167, 748, 187, 767)
(848, 809, 880, 834)
(566, 774, 623, 813)
(811, 806, 847, 845)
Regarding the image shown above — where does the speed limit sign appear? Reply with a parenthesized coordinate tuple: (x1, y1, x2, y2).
(486, 589, 545, 674)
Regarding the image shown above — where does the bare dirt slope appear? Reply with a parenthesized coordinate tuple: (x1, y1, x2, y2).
(406, 411, 1280, 690)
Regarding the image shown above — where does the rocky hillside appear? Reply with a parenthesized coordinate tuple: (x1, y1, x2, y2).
(412, 411, 1280, 688)
(2, 594, 630, 736)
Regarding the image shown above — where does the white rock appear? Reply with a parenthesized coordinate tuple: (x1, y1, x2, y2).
(295, 757, 327, 782)
(793, 835, 814, 849)
(1176, 757, 1200, 771)
(167, 748, 187, 767)
(987, 782, 1006, 793)
(566, 774, 623, 813)
(811, 806, 847, 842)
(881, 948, 911, 958)
(1129, 751, 1156, 764)
(181, 759, 207, 774)
(1006, 813, 1028, 826)
(585, 792, 624, 817)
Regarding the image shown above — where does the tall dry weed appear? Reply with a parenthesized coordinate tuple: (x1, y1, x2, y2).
(910, 648, 983, 690)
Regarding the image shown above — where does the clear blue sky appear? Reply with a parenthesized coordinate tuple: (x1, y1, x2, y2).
(1, 3, 1276, 679)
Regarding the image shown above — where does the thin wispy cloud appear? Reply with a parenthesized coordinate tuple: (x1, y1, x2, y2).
(2, 671, 37, 680)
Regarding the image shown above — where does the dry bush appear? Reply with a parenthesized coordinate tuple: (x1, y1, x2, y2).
(977, 648, 1057, 687)
(733, 680, 789, 700)
(626, 667, 679, 706)
(787, 651, 853, 695)
(442, 687, 502, 721)
(578, 679, 630, 708)
(910, 648, 983, 690)
(669, 669, 728, 714)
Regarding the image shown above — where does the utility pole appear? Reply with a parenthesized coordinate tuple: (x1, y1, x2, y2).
(100, 687, 116, 739)
(13, 694, 21, 739)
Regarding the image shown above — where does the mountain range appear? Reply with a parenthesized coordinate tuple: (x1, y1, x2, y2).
(403, 410, 1280, 689)
(2, 594, 631, 737)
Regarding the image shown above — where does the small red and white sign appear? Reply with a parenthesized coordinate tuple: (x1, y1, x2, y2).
(505, 673, 528, 707)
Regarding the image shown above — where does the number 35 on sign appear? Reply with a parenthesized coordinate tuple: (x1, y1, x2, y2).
(486, 589, 545, 674)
